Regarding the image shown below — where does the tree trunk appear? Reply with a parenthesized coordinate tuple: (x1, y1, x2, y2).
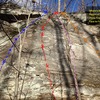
(64, 0, 67, 12)
(39, 0, 42, 11)
(93, 0, 96, 6)
(58, 0, 60, 12)
(82, 0, 85, 12)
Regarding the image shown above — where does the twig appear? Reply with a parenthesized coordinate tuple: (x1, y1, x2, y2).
(1, 25, 19, 52)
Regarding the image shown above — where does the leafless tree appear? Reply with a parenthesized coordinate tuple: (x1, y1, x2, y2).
(58, 0, 60, 12)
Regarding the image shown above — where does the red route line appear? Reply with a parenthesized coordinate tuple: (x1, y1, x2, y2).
(40, 11, 59, 100)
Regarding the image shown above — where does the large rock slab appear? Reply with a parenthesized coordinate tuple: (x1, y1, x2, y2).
(0, 13, 100, 100)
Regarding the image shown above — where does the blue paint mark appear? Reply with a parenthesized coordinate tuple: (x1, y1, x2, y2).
(17, 35, 20, 39)
(7, 51, 10, 54)
(8, 45, 14, 55)
(11, 45, 14, 48)
(31, 18, 39, 24)
(8, 49, 12, 55)
(2, 59, 6, 65)
(14, 41, 16, 44)
(6, 55, 9, 59)
(9, 48, 12, 52)
(26, 25, 29, 29)
(14, 38, 18, 41)
(20, 28, 25, 34)
(43, 10, 48, 14)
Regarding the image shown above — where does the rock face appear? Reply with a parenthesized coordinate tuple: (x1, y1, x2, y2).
(0, 13, 100, 100)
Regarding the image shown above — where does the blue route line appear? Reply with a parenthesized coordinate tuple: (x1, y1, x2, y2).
(0, 11, 48, 71)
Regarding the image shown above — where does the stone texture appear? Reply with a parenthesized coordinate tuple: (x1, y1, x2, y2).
(0, 13, 100, 100)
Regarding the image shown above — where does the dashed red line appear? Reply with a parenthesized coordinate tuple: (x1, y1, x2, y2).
(40, 11, 59, 100)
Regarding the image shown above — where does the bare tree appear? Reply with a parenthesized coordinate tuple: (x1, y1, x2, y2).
(58, 0, 60, 12)
(64, 0, 67, 11)
(81, 0, 85, 12)
(78, 0, 85, 12)
(92, 0, 96, 6)
(39, 0, 42, 10)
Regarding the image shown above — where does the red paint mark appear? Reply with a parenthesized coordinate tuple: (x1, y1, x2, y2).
(46, 63, 49, 69)
(54, 11, 59, 15)
(46, 63, 52, 87)
(41, 32, 44, 37)
(52, 92, 56, 100)
(49, 78, 52, 87)
(41, 26, 45, 30)
(41, 44, 46, 61)
(41, 44, 44, 49)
